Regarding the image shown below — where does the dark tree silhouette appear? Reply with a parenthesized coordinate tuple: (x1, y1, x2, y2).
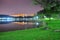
(33, 0, 60, 17)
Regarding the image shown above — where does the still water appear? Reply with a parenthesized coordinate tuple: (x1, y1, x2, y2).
(0, 22, 40, 32)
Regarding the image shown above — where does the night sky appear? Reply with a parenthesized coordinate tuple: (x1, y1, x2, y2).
(0, 0, 43, 15)
(0, 0, 43, 31)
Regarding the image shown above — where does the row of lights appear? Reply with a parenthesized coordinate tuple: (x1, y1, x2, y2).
(0, 16, 39, 21)
(0, 16, 40, 26)
(0, 17, 14, 22)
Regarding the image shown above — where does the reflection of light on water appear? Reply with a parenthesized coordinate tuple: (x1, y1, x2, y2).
(0, 17, 14, 22)
(36, 22, 39, 25)
(14, 22, 27, 25)
(14, 22, 40, 26)
(6, 17, 14, 21)
(14, 22, 34, 25)
(33, 16, 39, 20)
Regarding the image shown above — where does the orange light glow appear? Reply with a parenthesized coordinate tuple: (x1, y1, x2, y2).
(14, 22, 27, 25)
(10, 13, 35, 17)
(14, 22, 34, 25)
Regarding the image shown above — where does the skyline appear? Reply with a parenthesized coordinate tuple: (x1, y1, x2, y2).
(0, 0, 43, 31)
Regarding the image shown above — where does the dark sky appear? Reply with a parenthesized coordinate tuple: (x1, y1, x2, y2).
(0, 0, 43, 15)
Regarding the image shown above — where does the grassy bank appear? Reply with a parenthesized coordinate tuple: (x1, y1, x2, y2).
(0, 20, 60, 40)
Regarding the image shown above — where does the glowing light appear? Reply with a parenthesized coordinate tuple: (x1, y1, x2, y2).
(10, 13, 35, 17)
(44, 18, 49, 20)
(14, 22, 27, 25)
(33, 16, 39, 20)
(36, 16, 39, 19)
(50, 17, 54, 20)
(36, 22, 39, 25)
(16, 18, 20, 21)
(0, 17, 14, 22)
(6, 17, 14, 21)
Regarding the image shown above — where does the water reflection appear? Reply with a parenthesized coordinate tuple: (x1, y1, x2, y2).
(0, 22, 40, 32)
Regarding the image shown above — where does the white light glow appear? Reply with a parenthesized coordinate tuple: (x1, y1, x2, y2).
(0, 17, 14, 22)
(6, 17, 14, 21)
(33, 16, 39, 20)
(36, 22, 39, 25)
(36, 16, 39, 19)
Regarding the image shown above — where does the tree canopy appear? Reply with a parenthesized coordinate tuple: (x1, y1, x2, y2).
(33, 0, 60, 17)
(33, 0, 60, 10)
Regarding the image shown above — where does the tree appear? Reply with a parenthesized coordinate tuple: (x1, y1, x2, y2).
(33, 0, 60, 10)
(33, 0, 60, 17)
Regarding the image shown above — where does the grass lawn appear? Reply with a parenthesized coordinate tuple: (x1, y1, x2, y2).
(0, 20, 60, 40)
